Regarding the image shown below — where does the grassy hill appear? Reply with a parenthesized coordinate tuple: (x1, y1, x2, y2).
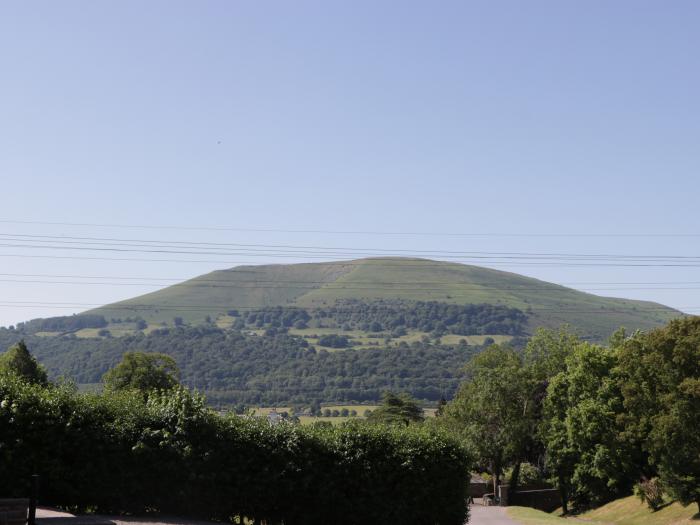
(508, 495, 700, 524)
(89, 257, 681, 340)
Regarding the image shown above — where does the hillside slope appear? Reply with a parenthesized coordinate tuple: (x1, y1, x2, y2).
(89, 258, 681, 340)
(508, 495, 699, 525)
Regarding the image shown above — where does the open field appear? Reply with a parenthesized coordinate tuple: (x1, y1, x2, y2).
(251, 405, 436, 425)
(86, 258, 681, 341)
(507, 496, 700, 525)
(37, 319, 512, 352)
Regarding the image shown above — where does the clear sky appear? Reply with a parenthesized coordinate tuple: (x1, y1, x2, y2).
(1, 0, 699, 327)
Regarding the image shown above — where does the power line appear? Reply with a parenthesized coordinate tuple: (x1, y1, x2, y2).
(3, 277, 700, 293)
(2, 272, 700, 286)
(2, 235, 700, 261)
(3, 252, 700, 268)
(2, 219, 700, 237)
(2, 233, 700, 259)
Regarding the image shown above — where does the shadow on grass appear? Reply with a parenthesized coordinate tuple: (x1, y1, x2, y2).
(651, 501, 676, 512)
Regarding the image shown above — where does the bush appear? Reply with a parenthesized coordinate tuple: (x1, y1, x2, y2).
(317, 334, 349, 348)
(635, 477, 664, 510)
(0, 375, 471, 524)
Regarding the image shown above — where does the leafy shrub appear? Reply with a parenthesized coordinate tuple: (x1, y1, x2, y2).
(0, 375, 471, 525)
(317, 334, 349, 348)
(635, 477, 664, 510)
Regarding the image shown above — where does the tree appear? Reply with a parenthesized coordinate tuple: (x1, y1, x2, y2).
(541, 342, 637, 510)
(618, 317, 700, 512)
(435, 396, 447, 417)
(367, 391, 424, 426)
(103, 352, 180, 393)
(0, 340, 48, 386)
(444, 345, 532, 497)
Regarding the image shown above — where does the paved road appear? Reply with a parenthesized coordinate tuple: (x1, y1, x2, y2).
(469, 503, 519, 525)
(37, 509, 213, 525)
(40, 504, 521, 525)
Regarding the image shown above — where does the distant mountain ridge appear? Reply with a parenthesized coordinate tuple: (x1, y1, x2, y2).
(89, 257, 681, 340)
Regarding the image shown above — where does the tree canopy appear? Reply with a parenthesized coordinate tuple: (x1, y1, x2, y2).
(444, 344, 533, 495)
(367, 391, 424, 426)
(0, 340, 48, 386)
(102, 351, 180, 393)
(618, 317, 700, 512)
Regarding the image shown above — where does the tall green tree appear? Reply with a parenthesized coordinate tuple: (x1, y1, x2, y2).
(618, 317, 700, 512)
(102, 352, 179, 394)
(445, 345, 532, 496)
(0, 340, 48, 386)
(367, 391, 424, 426)
(541, 342, 637, 510)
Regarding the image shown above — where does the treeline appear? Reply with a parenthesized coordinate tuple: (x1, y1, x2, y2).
(442, 317, 700, 513)
(235, 300, 528, 336)
(17, 314, 108, 333)
(0, 375, 470, 525)
(0, 326, 478, 405)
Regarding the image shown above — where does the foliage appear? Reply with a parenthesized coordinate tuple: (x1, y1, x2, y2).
(618, 317, 700, 511)
(635, 477, 664, 510)
(317, 333, 350, 348)
(444, 344, 533, 493)
(541, 342, 637, 509)
(17, 314, 108, 334)
(367, 391, 424, 426)
(243, 300, 528, 336)
(0, 375, 471, 524)
(0, 326, 477, 405)
(505, 462, 544, 487)
(0, 340, 48, 385)
(102, 352, 180, 393)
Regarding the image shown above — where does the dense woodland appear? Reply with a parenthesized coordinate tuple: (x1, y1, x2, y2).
(0, 302, 527, 405)
(0, 325, 483, 405)
(235, 300, 528, 336)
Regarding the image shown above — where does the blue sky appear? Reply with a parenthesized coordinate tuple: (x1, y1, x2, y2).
(0, 0, 699, 327)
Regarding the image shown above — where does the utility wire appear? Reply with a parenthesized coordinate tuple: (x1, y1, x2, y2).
(2, 277, 700, 292)
(3, 252, 700, 268)
(2, 219, 700, 237)
(2, 272, 700, 285)
(2, 236, 700, 261)
(2, 233, 700, 259)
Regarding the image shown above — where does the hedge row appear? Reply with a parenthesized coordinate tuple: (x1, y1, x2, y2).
(0, 375, 471, 524)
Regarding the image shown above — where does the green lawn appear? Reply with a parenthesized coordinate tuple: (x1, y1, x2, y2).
(507, 506, 593, 524)
(583, 496, 700, 525)
(507, 496, 700, 525)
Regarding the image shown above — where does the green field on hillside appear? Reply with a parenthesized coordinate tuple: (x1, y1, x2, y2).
(87, 258, 681, 341)
(35, 320, 513, 352)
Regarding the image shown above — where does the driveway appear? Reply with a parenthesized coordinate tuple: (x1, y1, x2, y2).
(469, 503, 519, 525)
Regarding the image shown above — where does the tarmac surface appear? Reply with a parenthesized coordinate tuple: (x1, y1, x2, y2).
(38, 502, 521, 525)
(468, 501, 519, 525)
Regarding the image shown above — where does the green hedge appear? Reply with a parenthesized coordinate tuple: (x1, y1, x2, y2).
(0, 375, 470, 524)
